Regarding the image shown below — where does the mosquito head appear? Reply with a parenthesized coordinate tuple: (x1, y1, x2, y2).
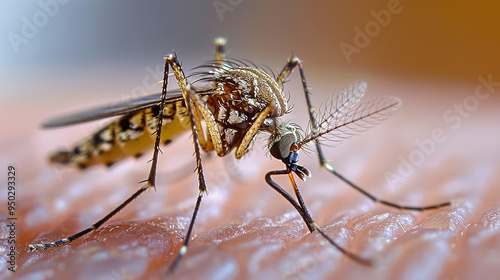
(268, 122, 304, 165)
(268, 122, 311, 181)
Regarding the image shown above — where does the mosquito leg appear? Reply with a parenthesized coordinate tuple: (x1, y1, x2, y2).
(28, 185, 150, 251)
(215, 37, 227, 66)
(171, 86, 213, 153)
(180, 36, 226, 153)
(167, 190, 204, 276)
(166, 84, 208, 276)
(277, 57, 450, 211)
(276, 56, 299, 86)
(179, 37, 226, 154)
(266, 169, 314, 232)
(190, 103, 215, 152)
(161, 55, 212, 274)
(287, 172, 313, 231)
(321, 164, 451, 211)
(164, 53, 221, 155)
(265, 170, 372, 265)
(276, 57, 328, 167)
(188, 91, 226, 156)
(235, 105, 273, 159)
(29, 50, 175, 251)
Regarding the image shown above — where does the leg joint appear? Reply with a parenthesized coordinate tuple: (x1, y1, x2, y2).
(288, 56, 301, 67)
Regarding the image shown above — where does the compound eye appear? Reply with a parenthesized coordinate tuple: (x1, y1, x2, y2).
(270, 133, 296, 160)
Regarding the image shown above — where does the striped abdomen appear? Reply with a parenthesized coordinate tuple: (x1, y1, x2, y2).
(50, 100, 190, 168)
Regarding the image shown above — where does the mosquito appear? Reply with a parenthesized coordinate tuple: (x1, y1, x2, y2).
(29, 38, 451, 274)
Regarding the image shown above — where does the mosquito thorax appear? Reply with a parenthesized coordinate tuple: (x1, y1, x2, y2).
(197, 63, 290, 156)
(213, 65, 287, 118)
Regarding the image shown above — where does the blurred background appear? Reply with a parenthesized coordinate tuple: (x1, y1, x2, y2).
(2, 0, 500, 168)
(2, 1, 500, 106)
(3, 1, 500, 79)
(2, 2, 500, 279)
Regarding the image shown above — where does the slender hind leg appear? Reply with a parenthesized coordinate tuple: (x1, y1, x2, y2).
(29, 52, 214, 277)
(276, 56, 451, 211)
(165, 83, 208, 275)
(265, 169, 372, 265)
(29, 51, 181, 252)
(161, 54, 213, 275)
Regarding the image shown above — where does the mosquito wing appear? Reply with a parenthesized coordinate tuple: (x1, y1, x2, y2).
(301, 84, 400, 147)
(41, 90, 186, 128)
(324, 80, 366, 121)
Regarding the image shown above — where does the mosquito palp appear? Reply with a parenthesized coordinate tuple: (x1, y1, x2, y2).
(30, 38, 451, 275)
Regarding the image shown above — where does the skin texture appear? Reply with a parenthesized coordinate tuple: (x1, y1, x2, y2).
(2, 77, 500, 280)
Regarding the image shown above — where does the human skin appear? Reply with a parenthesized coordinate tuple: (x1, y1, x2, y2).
(2, 77, 499, 280)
